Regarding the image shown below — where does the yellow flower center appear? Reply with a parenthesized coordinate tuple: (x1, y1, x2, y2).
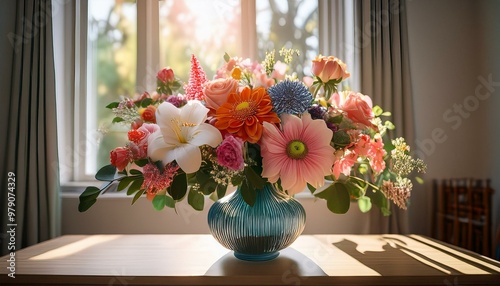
(287, 140, 308, 159)
(233, 100, 256, 121)
(235, 101, 249, 111)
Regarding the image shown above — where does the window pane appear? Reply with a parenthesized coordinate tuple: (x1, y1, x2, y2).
(87, 0, 137, 175)
(159, 0, 241, 81)
(256, 0, 318, 78)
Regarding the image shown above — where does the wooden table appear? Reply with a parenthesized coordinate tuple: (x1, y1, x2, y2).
(1, 234, 499, 285)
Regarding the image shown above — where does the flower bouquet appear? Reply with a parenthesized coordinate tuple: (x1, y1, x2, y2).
(79, 48, 426, 216)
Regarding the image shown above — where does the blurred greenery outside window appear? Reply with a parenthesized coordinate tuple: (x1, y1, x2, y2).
(86, 0, 318, 176)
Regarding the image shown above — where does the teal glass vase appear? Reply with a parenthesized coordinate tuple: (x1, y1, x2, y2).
(207, 182, 306, 261)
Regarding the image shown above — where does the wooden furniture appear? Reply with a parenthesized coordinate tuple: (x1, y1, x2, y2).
(433, 178, 494, 257)
(1, 234, 499, 285)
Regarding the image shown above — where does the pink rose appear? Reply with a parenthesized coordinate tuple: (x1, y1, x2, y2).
(157, 68, 175, 83)
(128, 124, 159, 160)
(217, 135, 244, 171)
(203, 78, 239, 111)
(312, 55, 350, 83)
(342, 92, 374, 128)
(110, 147, 131, 171)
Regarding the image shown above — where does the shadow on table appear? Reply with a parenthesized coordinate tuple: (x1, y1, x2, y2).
(205, 247, 327, 277)
(332, 237, 463, 276)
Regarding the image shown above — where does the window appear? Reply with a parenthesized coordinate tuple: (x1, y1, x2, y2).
(67, 0, 326, 182)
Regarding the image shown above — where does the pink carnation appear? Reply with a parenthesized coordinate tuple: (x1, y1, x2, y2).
(368, 136, 386, 174)
(332, 151, 357, 179)
(216, 135, 244, 171)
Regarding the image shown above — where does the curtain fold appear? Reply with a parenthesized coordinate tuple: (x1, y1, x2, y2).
(354, 0, 415, 233)
(0, 0, 60, 256)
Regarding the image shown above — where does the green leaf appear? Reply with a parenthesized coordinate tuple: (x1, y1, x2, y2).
(223, 52, 230, 63)
(141, 98, 153, 107)
(78, 186, 101, 212)
(164, 196, 175, 208)
(244, 166, 266, 190)
(216, 184, 227, 199)
(131, 189, 145, 205)
(78, 198, 97, 212)
(333, 130, 351, 148)
(79, 186, 102, 198)
(152, 195, 167, 211)
(188, 188, 204, 211)
(106, 102, 120, 109)
(129, 169, 143, 176)
(315, 183, 351, 214)
(307, 183, 316, 195)
(112, 117, 124, 123)
(95, 165, 117, 181)
(196, 169, 210, 185)
(358, 196, 372, 213)
(134, 159, 148, 167)
(367, 188, 391, 216)
(381, 111, 392, 116)
(117, 177, 134, 192)
(231, 175, 244, 186)
(127, 178, 144, 196)
(199, 179, 217, 196)
(168, 173, 188, 200)
(240, 181, 257, 206)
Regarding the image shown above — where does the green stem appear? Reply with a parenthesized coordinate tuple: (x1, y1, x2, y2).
(312, 82, 323, 99)
(348, 176, 379, 191)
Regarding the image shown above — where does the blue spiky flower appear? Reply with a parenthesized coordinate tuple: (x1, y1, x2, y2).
(267, 80, 313, 115)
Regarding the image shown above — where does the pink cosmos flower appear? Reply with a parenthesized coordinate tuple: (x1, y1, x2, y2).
(260, 113, 335, 195)
(217, 135, 244, 171)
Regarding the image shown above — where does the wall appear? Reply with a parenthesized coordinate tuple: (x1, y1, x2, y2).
(62, 0, 500, 238)
(406, 0, 500, 236)
(62, 192, 375, 235)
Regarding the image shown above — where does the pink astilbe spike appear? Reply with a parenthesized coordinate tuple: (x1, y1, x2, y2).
(185, 54, 208, 101)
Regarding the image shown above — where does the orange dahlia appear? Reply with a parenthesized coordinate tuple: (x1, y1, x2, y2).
(215, 87, 280, 143)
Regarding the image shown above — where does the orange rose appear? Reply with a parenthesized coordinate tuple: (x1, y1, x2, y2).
(140, 105, 157, 123)
(311, 55, 350, 83)
(203, 78, 239, 111)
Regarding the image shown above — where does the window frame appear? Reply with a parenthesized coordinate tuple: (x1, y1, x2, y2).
(59, 0, 347, 185)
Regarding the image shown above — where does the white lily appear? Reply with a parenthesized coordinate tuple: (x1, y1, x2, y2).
(148, 101, 222, 174)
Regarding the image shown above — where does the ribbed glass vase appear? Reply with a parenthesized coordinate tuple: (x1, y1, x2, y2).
(207, 182, 306, 261)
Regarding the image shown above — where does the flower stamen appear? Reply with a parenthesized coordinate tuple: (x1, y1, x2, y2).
(286, 140, 308, 160)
